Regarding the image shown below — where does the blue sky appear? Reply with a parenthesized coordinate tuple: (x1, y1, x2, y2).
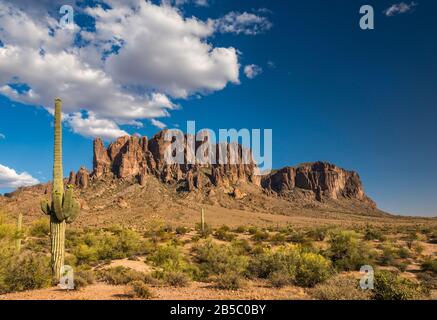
(0, 0, 436, 217)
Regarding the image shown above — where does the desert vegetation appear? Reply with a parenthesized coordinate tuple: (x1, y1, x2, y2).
(0, 210, 435, 300)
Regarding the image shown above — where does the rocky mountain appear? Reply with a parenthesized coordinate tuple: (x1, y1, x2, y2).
(66, 130, 376, 209)
(0, 130, 383, 229)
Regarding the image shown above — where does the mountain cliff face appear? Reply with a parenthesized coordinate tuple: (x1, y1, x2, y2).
(66, 131, 376, 209)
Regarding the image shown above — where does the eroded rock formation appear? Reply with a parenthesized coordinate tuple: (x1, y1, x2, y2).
(68, 131, 376, 207)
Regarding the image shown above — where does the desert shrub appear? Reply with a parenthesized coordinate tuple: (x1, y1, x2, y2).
(373, 271, 427, 300)
(251, 230, 269, 242)
(394, 261, 409, 272)
(0, 252, 52, 293)
(149, 243, 198, 281)
(213, 272, 245, 290)
(163, 271, 190, 287)
(235, 226, 247, 234)
(270, 233, 286, 244)
(421, 256, 437, 273)
(71, 228, 149, 265)
(268, 271, 290, 288)
(232, 239, 252, 254)
(214, 227, 235, 242)
(327, 230, 374, 271)
(397, 247, 412, 259)
(130, 280, 153, 299)
(98, 266, 146, 285)
(193, 241, 248, 279)
(364, 227, 386, 241)
(248, 245, 300, 279)
(195, 223, 213, 238)
(247, 226, 258, 235)
(29, 217, 50, 237)
(405, 233, 418, 249)
(379, 243, 399, 266)
(287, 230, 307, 243)
(73, 270, 95, 290)
(412, 242, 424, 255)
(307, 227, 329, 241)
(175, 226, 189, 235)
(311, 275, 371, 300)
(295, 252, 332, 287)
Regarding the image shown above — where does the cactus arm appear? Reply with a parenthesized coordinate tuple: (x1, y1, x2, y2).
(65, 199, 80, 224)
(63, 185, 80, 223)
(41, 199, 51, 215)
(53, 191, 65, 221)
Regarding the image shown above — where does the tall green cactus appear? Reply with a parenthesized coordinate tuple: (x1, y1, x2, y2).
(15, 213, 23, 254)
(40, 98, 80, 280)
(201, 208, 205, 234)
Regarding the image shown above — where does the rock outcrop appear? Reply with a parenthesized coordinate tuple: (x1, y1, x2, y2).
(90, 131, 260, 192)
(70, 131, 376, 208)
(262, 162, 376, 207)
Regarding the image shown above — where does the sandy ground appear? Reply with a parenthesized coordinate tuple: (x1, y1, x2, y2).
(0, 281, 309, 301)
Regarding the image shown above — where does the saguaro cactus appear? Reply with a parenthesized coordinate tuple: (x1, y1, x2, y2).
(201, 208, 205, 234)
(40, 98, 80, 280)
(15, 213, 23, 254)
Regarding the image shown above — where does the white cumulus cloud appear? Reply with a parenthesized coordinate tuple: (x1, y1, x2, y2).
(0, 164, 39, 189)
(244, 64, 263, 79)
(214, 11, 273, 35)
(150, 119, 167, 129)
(0, 1, 273, 140)
(384, 2, 418, 16)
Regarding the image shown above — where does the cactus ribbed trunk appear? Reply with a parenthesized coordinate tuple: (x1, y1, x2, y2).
(51, 98, 65, 280)
(53, 98, 63, 200)
(50, 219, 66, 280)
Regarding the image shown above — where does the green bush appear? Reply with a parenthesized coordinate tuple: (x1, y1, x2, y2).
(235, 226, 247, 234)
(328, 230, 374, 271)
(214, 227, 235, 242)
(270, 233, 286, 244)
(307, 227, 329, 241)
(163, 271, 190, 287)
(70, 228, 149, 265)
(131, 280, 153, 299)
(287, 230, 307, 243)
(193, 241, 248, 278)
(364, 227, 386, 241)
(149, 243, 197, 277)
(195, 223, 212, 238)
(397, 247, 412, 259)
(98, 266, 146, 285)
(175, 226, 189, 235)
(373, 271, 427, 300)
(213, 272, 245, 290)
(29, 217, 50, 237)
(0, 252, 52, 293)
(73, 270, 95, 290)
(268, 271, 290, 288)
(311, 275, 371, 300)
(379, 243, 399, 266)
(421, 256, 437, 273)
(295, 252, 332, 287)
(247, 226, 258, 235)
(251, 230, 269, 242)
(248, 245, 300, 279)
